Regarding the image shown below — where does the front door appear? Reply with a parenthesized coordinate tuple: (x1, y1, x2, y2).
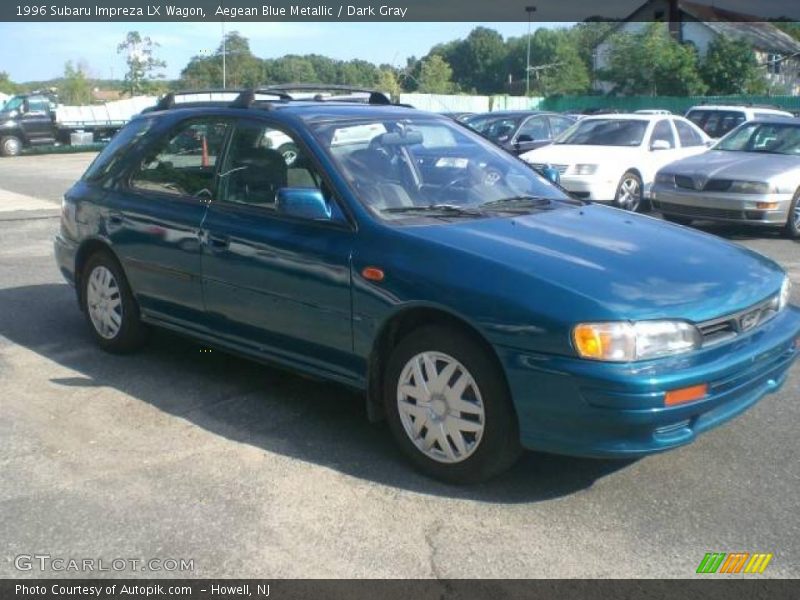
(200, 118, 357, 382)
(105, 116, 231, 328)
(20, 95, 55, 143)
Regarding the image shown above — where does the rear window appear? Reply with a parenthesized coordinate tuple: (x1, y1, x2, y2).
(83, 118, 155, 183)
(686, 109, 746, 138)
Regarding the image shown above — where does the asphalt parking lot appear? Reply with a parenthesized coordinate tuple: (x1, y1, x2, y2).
(1, 153, 798, 579)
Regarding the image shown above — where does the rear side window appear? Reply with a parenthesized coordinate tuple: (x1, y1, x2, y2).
(130, 118, 230, 198)
(674, 119, 705, 147)
(650, 119, 676, 148)
(686, 110, 745, 138)
(83, 118, 155, 183)
(754, 112, 791, 120)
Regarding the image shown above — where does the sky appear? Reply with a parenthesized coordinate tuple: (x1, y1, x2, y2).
(0, 22, 569, 82)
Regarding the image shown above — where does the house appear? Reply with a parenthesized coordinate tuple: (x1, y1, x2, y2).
(593, 0, 800, 94)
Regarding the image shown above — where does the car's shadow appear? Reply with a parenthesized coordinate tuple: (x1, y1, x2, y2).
(0, 283, 634, 503)
(654, 214, 797, 243)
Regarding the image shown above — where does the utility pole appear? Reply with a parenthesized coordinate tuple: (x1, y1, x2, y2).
(525, 5, 537, 97)
(221, 21, 227, 89)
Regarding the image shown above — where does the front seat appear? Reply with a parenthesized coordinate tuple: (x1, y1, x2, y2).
(225, 138, 288, 205)
(345, 149, 415, 211)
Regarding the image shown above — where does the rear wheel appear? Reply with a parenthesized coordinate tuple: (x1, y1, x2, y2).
(383, 326, 522, 484)
(0, 136, 22, 157)
(82, 251, 148, 353)
(663, 214, 694, 227)
(614, 171, 643, 212)
(784, 190, 800, 240)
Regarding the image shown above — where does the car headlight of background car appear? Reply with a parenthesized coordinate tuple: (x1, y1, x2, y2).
(573, 320, 702, 362)
(655, 171, 674, 184)
(729, 180, 774, 194)
(573, 164, 598, 176)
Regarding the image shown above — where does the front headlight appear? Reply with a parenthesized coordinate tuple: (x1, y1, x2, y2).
(573, 320, 702, 362)
(573, 164, 598, 176)
(780, 276, 792, 310)
(729, 181, 772, 194)
(655, 171, 674, 184)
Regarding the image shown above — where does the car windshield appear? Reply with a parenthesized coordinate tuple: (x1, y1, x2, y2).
(310, 117, 573, 221)
(556, 118, 648, 146)
(1, 96, 24, 112)
(714, 122, 800, 155)
(464, 115, 522, 142)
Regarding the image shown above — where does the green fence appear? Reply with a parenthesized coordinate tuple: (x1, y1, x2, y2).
(538, 95, 800, 114)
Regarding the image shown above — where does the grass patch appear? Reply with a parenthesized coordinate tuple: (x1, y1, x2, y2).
(22, 143, 108, 156)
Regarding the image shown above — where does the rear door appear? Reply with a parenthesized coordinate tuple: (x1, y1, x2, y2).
(104, 116, 232, 328)
(673, 118, 709, 158)
(199, 118, 358, 381)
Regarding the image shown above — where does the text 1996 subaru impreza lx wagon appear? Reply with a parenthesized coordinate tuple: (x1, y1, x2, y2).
(54, 87, 800, 483)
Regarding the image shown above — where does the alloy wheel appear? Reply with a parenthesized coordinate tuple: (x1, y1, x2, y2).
(86, 265, 123, 339)
(396, 351, 485, 464)
(617, 176, 641, 211)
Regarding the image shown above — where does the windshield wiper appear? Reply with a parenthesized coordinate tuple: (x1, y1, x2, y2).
(479, 196, 555, 210)
(383, 204, 485, 217)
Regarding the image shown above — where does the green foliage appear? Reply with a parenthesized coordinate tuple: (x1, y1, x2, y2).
(60, 61, 93, 105)
(430, 27, 506, 93)
(181, 31, 262, 88)
(700, 35, 766, 95)
(377, 67, 402, 99)
(417, 55, 454, 94)
(117, 31, 166, 96)
(0, 71, 20, 94)
(599, 23, 707, 96)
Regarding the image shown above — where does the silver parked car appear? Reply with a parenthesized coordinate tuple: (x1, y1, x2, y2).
(651, 118, 800, 239)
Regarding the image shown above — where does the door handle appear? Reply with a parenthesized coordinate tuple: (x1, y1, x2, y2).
(206, 233, 230, 250)
(107, 212, 124, 226)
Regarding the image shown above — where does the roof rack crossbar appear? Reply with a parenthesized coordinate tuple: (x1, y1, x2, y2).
(257, 83, 393, 105)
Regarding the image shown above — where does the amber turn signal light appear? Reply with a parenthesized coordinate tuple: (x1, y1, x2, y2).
(362, 266, 385, 282)
(664, 383, 708, 406)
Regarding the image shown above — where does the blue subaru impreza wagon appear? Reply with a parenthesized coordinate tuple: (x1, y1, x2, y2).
(54, 86, 800, 482)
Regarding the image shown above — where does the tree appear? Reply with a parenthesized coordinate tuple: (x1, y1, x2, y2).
(540, 37, 591, 95)
(701, 35, 766, 95)
(181, 32, 262, 88)
(417, 55, 454, 93)
(431, 27, 507, 93)
(60, 61, 93, 105)
(0, 71, 19, 95)
(264, 55, 317, 84)
(377, 67, 402, 100)
(117, 31, 166, 96)
(599, 23, 706, 95)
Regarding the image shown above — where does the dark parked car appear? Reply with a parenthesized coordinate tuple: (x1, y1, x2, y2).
(463, 111, 576, 155)
(54, 87, 800, 483)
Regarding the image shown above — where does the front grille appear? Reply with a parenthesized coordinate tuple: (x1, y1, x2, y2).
(674, 176, 732, 192)
(697, 294, 780, 347)
(658, 202, 744, 220)
(531, 163, 568, 175)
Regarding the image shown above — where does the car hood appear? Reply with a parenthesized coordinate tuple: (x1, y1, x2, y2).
(521, 143, 640, 165)
(662, 150, 800, 182)
(400, 204, 784, 323)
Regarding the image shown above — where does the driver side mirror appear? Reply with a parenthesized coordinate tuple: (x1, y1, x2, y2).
(517, 134, 534, 143)
(650, 139, 672, 151)
(276, 187, 333, 221)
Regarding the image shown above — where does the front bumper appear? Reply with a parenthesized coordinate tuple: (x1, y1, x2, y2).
(498, 305, 800, 458)
(559, 174, 619, 203)
(651, 185, 792, 225)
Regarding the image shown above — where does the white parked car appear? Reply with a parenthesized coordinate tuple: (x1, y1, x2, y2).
(520, 114, 711, 211)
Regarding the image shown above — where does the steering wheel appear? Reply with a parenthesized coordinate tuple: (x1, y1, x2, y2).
(437, 173, 475, 200)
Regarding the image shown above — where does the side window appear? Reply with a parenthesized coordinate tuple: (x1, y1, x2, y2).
(26, 95, 49, 114)
(549, 116, 574, 137)
(517, 116, 549, 141)
(84, 118, 155, 183)
(218, 120, 325, 208)
(674, 119, 704, 147)
(650, 119, 676, 148)
(130, 118, 230, 197)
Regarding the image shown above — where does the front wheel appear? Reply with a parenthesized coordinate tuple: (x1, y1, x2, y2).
(0, 136, 22, 157)
(383, 326, 522, 484)
(784, 190, 800, 240)
(614, 171, 643, 212)
(82, 252, 148, 353)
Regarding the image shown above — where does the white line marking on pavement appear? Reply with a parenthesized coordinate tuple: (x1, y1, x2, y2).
(0, 188, 58, 212)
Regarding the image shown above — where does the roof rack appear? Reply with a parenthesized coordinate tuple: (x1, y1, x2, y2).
(149, 84, 400, 113)
(258, 83, 393, 105)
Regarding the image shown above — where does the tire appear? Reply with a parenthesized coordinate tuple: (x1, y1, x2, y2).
(663, 214, 694, 227)
(81, 251, 148, 353)
(278, 143, 299, 166)
(614, 170, 643, 212)
(784, 190, 800, 240)
(0, 136, 22, 157)
(383, 325, 522, 484)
